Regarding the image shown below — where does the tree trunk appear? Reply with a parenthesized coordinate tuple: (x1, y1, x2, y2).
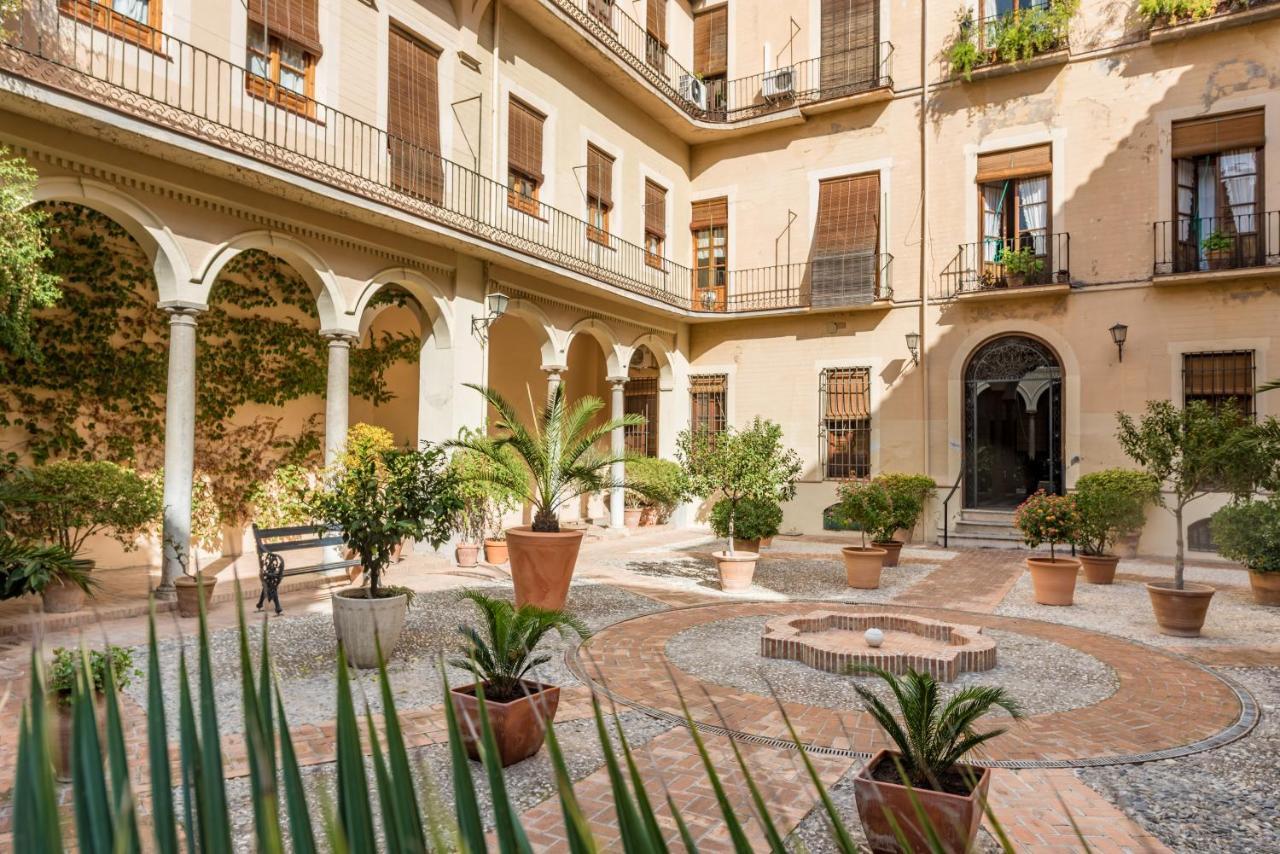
(533, 507, 559, 533)
(726, 499, 736, 556)
(1173, 504, 1185, 590)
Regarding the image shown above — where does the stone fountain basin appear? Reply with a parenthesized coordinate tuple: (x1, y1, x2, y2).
(760, 611, 996, 682)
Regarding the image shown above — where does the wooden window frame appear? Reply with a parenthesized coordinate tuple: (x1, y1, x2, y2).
(507, 98, 545, 217)
(586, 144, 614, 247)
(587, 198, 611, 247)
(645, 232, 665, 269)
(644, 179, 667, 269)
(246, 25, 318, 118)
(58, 0, 163, 52)
(691, 197, 729, 310)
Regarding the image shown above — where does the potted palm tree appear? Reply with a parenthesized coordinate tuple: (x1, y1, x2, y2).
(1073, 469, 1160, 584)
(852, 666, 1022, 854)
(0, 533, 96, 613)
(1014, 490, 1082, 605)
(449, 590, 588, 766)
(870, 473, 936, 566)
(835, 480, 893, 588)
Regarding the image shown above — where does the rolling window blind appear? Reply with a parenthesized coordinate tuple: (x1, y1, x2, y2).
(1172, 110, 1265, 158)
(645, 179, 666, 238)
(976, 143, 1052, 182)
(247, 0, 322, 56)
(691, 197, 728, 230)
(587, 144, 614, 208)
(508, 98, 545, 182)
(694, 5, 728, 76)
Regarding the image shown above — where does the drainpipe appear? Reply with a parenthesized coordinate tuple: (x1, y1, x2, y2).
(491, 1, 502, 180)
(918, 1, 930, 482)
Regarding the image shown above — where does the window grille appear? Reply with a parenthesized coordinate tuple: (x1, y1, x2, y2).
(689, 374, 728, 437)
(1183, 350, 1255, 419)
(625, 378, 658, 457)
(820, 367, 871, 479)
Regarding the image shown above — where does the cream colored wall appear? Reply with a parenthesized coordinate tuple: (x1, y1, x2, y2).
(349, 302, 423, 448)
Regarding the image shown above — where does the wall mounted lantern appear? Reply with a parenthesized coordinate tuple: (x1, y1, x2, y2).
(905, 331, 921, 365)
(472, 292, 510, 342)
(1109, 322, 1128, 363)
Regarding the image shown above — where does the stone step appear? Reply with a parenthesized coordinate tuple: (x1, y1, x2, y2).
(959, 509, 1017, 524)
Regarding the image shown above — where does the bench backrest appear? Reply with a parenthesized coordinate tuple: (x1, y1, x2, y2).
(252, 523, 346, 555)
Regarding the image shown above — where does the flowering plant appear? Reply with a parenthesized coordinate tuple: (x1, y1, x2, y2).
(1013, 490, 1081, 560)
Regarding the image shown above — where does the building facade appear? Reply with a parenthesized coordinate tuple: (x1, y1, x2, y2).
(1, 0, 1278, 585)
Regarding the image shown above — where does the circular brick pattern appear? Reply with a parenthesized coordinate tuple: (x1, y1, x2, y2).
(571, 601, 1255, 768)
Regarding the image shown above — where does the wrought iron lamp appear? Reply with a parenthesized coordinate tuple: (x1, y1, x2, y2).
(472, 292, 510, 342)
(1109, 322, 1128, 362)
(905, 331, 920, 365)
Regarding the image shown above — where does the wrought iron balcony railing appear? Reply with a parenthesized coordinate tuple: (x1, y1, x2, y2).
(0, 0, 892, 315)
(1144, 0, 1279, 29)
(550, 0, 892, 122)
(952, 0, 1071, 78)
(938, 233, 1070, 298)
(705, 253, 893, 313)
(1154, 212, 1280, 276)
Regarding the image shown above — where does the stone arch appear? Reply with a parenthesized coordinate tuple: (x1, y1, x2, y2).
(352, 267, 454, 349)
(500, 297, 562, 367)
(565, 318, 627, 378)
(32, 177, 193, 306)
(195, 231, 346, 331)
(628, 332, 676, 390)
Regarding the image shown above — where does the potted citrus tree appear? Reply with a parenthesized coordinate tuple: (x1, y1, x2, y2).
(834, 480, 893, 588)
(1014, 490, 1082, 605)
(852, 666, 1022, 853)
(449, 590, 588, 766)
(710, 496, 781, 554)
(449, 384, 643, 611)
(871, 473, 936, 566)
(0, 532, 96, 613)
(46, 645, 138, 781)
(677, 417, 801, 592)
(1212, 496, 1280, 605)
(309, 445, 460, 667)
(1074, 468, 1160, 584)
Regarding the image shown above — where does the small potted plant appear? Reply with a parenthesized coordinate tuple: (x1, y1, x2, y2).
(1073, 469, 1160, 584)
(450, 427, 522, 566)
(834, 480, 893, 588)
(626, 457, 690, 527)
(871, 473, 936, 566)
(46, 645, 138, 781)
(1001, 246, 1045, 288)
(449, 590, 588, 766)
(622, 491, 645, 528)
(0, 533, 96, 613)
(1201, 230, 1234, 270)
(710, 497, 781, 554)
(309, 445, 460, 667)
(168, 534, 221, 618)
(851, 666, 1022, 853)
(1212, 496, 1280, 606)
(1013, 490, 1082, 605)
(677, 418, 802, 592)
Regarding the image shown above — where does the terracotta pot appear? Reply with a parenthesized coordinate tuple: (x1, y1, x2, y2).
(623, 508, 643, 528)
(713, 550, 758, 591)
(484, 539, 508, 564)
(732, 537, 761, 554)
(53, 698, 106, 783)
(1079, 554, 1119, 585)
(842, 546, 887, 589)
(639, 507, 658, 526)
(331, 588, 408, 668)
(759, 535, 774, 549)
(873, 540, 904, 567)
(449, 680, 560, 767)
(455, 543, 480, 568)
(1249, 571, 1280, 606)
(854, 749, 991, 854)
(41, 576, 86, 614)
(174, 573, 218, 618)
(1026, 556, 1080, 606)
(1147, 581, 1215, 637)
(505, 527, 584, 611)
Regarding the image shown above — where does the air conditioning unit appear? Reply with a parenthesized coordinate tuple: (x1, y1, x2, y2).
(679, 74, 708, 111)
(762, 66, 795, 101)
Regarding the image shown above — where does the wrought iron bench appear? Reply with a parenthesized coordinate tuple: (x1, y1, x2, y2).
(252, 524, 360, 615)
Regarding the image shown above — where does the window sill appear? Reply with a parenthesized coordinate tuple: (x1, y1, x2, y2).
(245, 78, 324, 124)
(57, 2, 170, 59)
(507, 196, 548, 222)
(1152, 263, 1280, 287)
(954, 282, 1072, 302)
(1148, 3, 1280, 43)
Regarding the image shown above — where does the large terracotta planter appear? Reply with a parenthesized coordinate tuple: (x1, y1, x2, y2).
(1147, 581, 1215, 637)
(623, 508, 643, 528)
(174, 573, 218, 618)
(331, 588, 408, 668)
(1026, 556, 1080, 606)
(41, 577, 86, 614)
(1079, 554, 1119, 585)
(484, 539, 508, 564)
(713, 551, 758, 591)
(505, 527, 584, 611)
(854, 750, 991, 854)
(873, 540, 904, 567)
(455, 543, 480, 568)
(732, 537, 761, 554)
(759, 535, 774, 549)
(450, 680, 560, 766)
(1249, 571, 1280, 606)
(842, 546, 887, 589)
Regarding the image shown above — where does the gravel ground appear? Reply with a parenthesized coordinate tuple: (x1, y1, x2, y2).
(994, 570, 1275, 647)
(665, 616, 1117, 716)
(1080, 667, 1280, 854)
(125, 583, 666, 733)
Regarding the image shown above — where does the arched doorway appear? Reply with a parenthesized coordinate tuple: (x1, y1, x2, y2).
(964, 335, 1063, 509)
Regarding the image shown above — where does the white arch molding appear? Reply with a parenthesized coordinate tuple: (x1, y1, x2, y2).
(564, 317, 628, 377)
(492, 298, 563, 366)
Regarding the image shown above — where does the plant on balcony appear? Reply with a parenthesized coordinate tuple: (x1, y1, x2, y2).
(947, 0, 1077, 80)
(1000, 246, 1045, 286)
(947, 10, 985, 80)
(1138, 0, 1219, 25)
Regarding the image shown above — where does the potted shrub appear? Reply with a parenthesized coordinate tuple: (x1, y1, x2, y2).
(625, 457, 689, 528)
(1074, 469, 1160, 584)
(46, 645, 138, 781)
(1001, 246, 1045, 288)
(833, 480, 893, 588)
(450, 427, 522, 567)
(851, 666, 1022, 854)
(677, 418, 802, 592)
(710, 497, 781, 554)
(449, 590, 588, 766)
(1201, 230, 1234, 270)
(449, 384, 642, 611)
(622, 491, 645, 528)
(871, 473, 936, 566)
(1212, 497, 1280, 606)
(309, 445, 460, 667)
(1014, 490, 1082, 605)
(0, 533, 96, 613)
(1117, 400, 1264, 636)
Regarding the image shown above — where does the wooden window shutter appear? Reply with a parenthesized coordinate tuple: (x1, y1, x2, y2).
(508, 98, 545, 183)
(813, 173, 879, 256)
(1172, 110, 1265, 158)
(645, 179, 666, 238)
(691, 197, 728, 230)
(587, 144, 614, 208)
(1184, 351, 1255, 397)
(976, 143, 1052, 182)
(647, 0, 667, 44)
(694, 5, 728, 76)
(387, 26, 443, 201)
(821, 0, 877, 89)
(824, 367, 870, 418)
(248, 0, 322, 56)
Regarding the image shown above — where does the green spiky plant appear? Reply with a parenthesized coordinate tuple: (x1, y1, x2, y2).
(450, 589, 589, 702)
(449, 382, 647, 533)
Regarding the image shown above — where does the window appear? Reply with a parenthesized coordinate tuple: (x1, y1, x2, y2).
(691, 197, 728, 310)
(690, 374, 728, 437)
(1172, 110, 1264, 273)
(588, 0, 613, 28)
(812, 173, 880, 305)
(644, 179, 667, 268)
(1183, 350, 1256, 419)
(694, 5, 728, 113)
(821, 367, 871, 480)
(586, 144, 613, 246)
(387, 26, 443, 203)
(58, 0, 162, 50)
(820, 0, 878, 94)
(508, 98, 545, 216)
(1188, 519, 1218, 553)
(625, 378, 659, 457)
(977, 143, 1052, 284)
(646, 0, 667, 70)
(245, 0, 322, 115)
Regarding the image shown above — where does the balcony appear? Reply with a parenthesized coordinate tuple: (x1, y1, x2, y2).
(948, 1, 1072, 82)
(938, 234, 1071, 301)
(700, 253, 894, 314)
(0, 0, 891, 317)
(1153, 212, 1280, 285)
(1147, 0, 1280, 43)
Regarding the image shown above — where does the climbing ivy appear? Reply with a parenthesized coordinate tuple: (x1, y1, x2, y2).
(0, 203, 420, 527)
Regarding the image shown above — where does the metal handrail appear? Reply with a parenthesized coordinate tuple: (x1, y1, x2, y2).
(941, 469, 963, 549)
(938, 233, 1071, 298)
(1153, 211, 1280, 276)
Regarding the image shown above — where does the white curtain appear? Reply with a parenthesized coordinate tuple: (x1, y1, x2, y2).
(1196, 161, 1217, 269)
(982, 184, 1005, 262)
(112, 0, 148, 23)
(1220, 150, 1258, 233)
(1017, 176, 1048, 255)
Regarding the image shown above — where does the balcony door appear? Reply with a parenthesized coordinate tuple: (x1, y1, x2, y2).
(1172, 110, 1264, 273)
(387, 26, 443, 204)
(820, 0, 879, 94)
(977, 144, 1052, 285)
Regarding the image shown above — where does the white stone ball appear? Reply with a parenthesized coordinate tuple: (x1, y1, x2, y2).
(864, 628, 885, 648)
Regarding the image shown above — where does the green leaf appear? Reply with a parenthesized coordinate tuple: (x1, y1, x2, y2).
(146, 610, 180, 854)
(70, 656, 113, 854)
(101, 643, 141, 853)
(542, 715, 598, 854)
(177, 650, 205, 853)
(275, 685, 318, 854)
(589, 691, 656, 854)
(334, 645, 377, 851)
(439, 664, 486, 852)
(472, 681, 533, 854)
(196, 592, 233, 851)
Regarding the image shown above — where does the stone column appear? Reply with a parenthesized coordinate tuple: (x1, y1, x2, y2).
(609, 377, 628, 528)
(543, 365, 565, 403)
(158, 305, 203, 599)
(324, 333, 356, 466)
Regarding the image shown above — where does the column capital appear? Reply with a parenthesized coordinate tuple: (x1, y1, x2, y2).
(159, 300, 206, 323)
(541, 363, 568, 377)
(607, 375, 629, 388)
(322, 331, 359, 347)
